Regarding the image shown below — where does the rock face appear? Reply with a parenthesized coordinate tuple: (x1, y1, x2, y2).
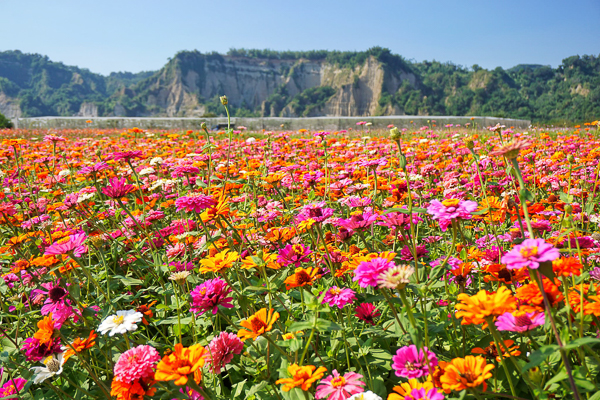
(0, 93, 21, 119)
(125, 51, 418, 117)
(76, 102, 99, 117)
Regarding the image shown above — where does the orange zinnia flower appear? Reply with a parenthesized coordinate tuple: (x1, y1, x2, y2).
(552, 257, 582, 277)
(455, 286, 516, 328)
(284, 267, 321, 290)
(64, 330, 98, 361)
(237, 308, 280, 341)
(198, 249, 239, 273)
(389, 379, 439, 400)
(111, 376, 156, 400)
(33, 314, 56, 345)
(471, 339, 521, 362)
(275, 363, 327, 391)
(515, 278, 563, 312)
(154, 343, 208, 386)
(439, 356, 494, 392)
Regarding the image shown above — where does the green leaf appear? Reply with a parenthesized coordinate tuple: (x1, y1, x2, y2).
(537, 261, 556, 281)
(314, 318, 341, 331)
(519, 188, 534, 202)
(470, 208, 489, 215)
(563, 337, 600, 350)
(522, 345, 559, 371)
(112, 275, 143, 286)
(288, 321, 314, 332)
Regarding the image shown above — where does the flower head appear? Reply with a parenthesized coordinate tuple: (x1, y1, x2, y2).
(190, 278, 233, 315)
(439, 356, 494, 392)
(284, 267, 321, 290)
(322, 287, 356, 309)
(455, 286, 516, 328)
(502, 238, 560, 270)
(154, 343, 208, 386)
(277, 244, 313, 267)
(114, 345, 160, 383)
(237, 308, 280, 341)
(377, 264, 414, 289)
(44, 232, 88, 257)
(495, 310, 544, 332)
(392, 345, 438, 379)
(315, 370, 365, 400)
(207, 332, 244, 374)
(102, 177, 136, 199)
(488, 140, 531, 159)
(426, 199, 478, 231)
(175, 193, 217, 213)
(98, 310, 143, 336)
(276, 363, 327, 391)
(354, 303, 380, 326)
(30, 352, 65, 384)
(198, 250, 239, 273)
(353, 257, 394, 288)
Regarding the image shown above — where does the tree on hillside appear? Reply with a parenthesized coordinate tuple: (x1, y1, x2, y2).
(0, 111, 13, 128)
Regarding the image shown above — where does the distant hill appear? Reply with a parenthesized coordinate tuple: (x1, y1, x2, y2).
(0, 48, 598, 123)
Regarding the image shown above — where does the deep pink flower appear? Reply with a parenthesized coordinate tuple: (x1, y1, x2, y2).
(315, 370, 365, 400)
(110, 151, 144, 162)
(400, 244, 429, 261)
(426, 199, 478, 231)
(495, 311, 545, 332)
(501, 238, 560, 270)
(404, 388, 445, 400)
(0, 370, 26, 400)
(78, 161, 111, 175)
(43, 135, 67, 143)
(391, 345, 438, 379)
(190, 278, 233, 315)
(207, 332, 244, 374)
(335, 210, 379, 231)
(102, 177, 136, 199)
(277, 244, 313, 267)
(353, 258, 394, 288)
(21, 337, 62, 362)
(354, 303, 380, 326)
(322, 287, 356, 309)
(296, 202, 334, 223)
(44, 232, 88, 257)
(175, 193, 216, 213)
(113, 345, 160, 383)
(33, 280, 70, 315)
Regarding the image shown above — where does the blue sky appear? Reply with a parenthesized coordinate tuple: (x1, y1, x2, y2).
(2, 0, 599, 75)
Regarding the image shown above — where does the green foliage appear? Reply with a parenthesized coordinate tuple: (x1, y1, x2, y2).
(287, 86, 336, 117)
(0, 111, 13, 128)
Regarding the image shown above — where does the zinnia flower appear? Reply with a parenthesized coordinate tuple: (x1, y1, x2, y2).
(277, 244, 313, 267)
(354, 303, 380, 326)
(347, 391, 382, 400)
(426, 198, 478, 232)
(98, 310, 143, 336)
(392, 345, 438, 379)
(111, 376, 157, 400)
(175, 193, 217, 213)
(276, 363, 327, 391)
(154, 343, 208, 386)
(501, 238, 560, 270)
(284, 267, 321, 290)
(207, 332, 244, 374)
(377, 265, 414, 289)
(439, 356, 494, 392)
(315, 370, 365, 400)
(353, 257, 394, 288)
(403, 388, 445, 400)
(102, 177, 136, 199)
(389, 380, 439, 400)
(30, 352, 65, 384)
(190, 278, 233, 315)
(114, 345, 160, 383)
(44, 232, 88, 257)
(455, 286, 516, 327)
(495, 310, 544, 332)
(237, 308, 280, 341)
(322, 287, 356, 309)
(198, 250, 239, 273)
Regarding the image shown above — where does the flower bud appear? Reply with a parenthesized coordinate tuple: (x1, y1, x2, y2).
(567, 154, 575, 163)
(389, 127, 401, 140)
(201, 122, 207, 131)
(465, 138, 475, 149)
(564, 204, 573, 214)
(220, 95, 228, 106)
(399, 154, 407, 169)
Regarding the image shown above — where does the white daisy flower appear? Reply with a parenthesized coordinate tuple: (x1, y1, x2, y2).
(348, 391, 383, 400)
(98, 310, 143, 336)
(31, 352, 65, 384)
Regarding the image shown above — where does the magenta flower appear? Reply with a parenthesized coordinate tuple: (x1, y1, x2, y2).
(21, 337, 62, 362)
(399, 244, 429, 261)
(353, 257, 394, 288)
(78, 161, 111, 175)
(110, 151, 144, 162)
(113, 345, 160, 383)
(501, 238, 560, 270)
(44, 232, 88, 257)
(315, 370, 365, 400)
(0, 369, 26, 400)
(378, 211, 422, 230)
(190, 278, 234, 315)
(277, 244, 313, 267)
(34, 281, 70, 315)
(391, 345, 438, 379)
(102, 177, 136, 199)
(354, 303, 380, 326)
(322, 287, 356, 309)
(175, 193, 216, 213)
(426, 199, 478, 231)
(207, 332, 244, 374)
(335, 210, 379, 231)
(296, 202, 334, 223)
(404, 388, 445, 400)
(495, 311, 545, 332)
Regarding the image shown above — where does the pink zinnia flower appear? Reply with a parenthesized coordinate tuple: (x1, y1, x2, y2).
(399, 244, 428, 261)
(33, 280, 70, 315)
(501, 238, 560, 270)
(0, 369, 26, 400)
(102, 177, 136, 199)
(113, 345, 160, 383)
(44, 232, 88, 257)
(78, 161, 111, 175)
(315, 370, 365, 400)
(322, 287, 356, 309)
(110, 151, 144, 162)
(391, 345, 438, 379)
(296, 202, 334, 223)
(495, 311, 545, 332)
(426, 199, 478, 231)
(175, 193, 216, 213)
(21, 337, 62, 362)
(277, 244, 313, 267)
(353, 257, 394, 288)
(335, 210, 379, 231)
(354, 303, 380, 326)
(404, 388, 445, 400)
(43, 135, 67, 143)
(190, 278, 234, 315)
(207, 332, 244, 374)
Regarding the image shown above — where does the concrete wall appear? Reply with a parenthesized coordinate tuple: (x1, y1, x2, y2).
(13, 116, 531, 131)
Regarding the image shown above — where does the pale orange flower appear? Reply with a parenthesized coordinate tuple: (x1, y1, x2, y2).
(237, 308, 279, 341)
(154, 343, 208, 386)
(455, 286, 516, 327)
(275, 363, 327, 391)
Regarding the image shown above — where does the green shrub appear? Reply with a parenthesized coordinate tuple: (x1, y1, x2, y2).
(0, 111, 13, 128)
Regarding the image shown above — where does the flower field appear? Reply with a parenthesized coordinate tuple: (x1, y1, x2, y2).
(1, 112, 600, 400)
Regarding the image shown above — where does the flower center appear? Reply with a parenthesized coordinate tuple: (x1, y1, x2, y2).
(331, 376, 346, 387)
(250, 317, 267, 333)
(295, 271, 312, 285)
(48, 287, 66, 302)
(514, 315, 533, 327)
(45, 357, 61, 372)
(292, 245, 305, 255)
(442, 199, 460, 207)
(330, 288, 341, 295)
(519, 246, 538, 258)
(112, 315, 125, 325)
